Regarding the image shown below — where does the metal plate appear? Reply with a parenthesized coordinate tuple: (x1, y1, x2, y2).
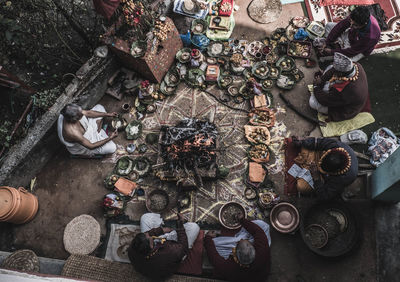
(270, 202, 300, 233)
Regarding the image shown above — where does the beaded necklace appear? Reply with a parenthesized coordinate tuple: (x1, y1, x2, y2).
(318, 148, 351, 176)
(329, 64, 359, 83)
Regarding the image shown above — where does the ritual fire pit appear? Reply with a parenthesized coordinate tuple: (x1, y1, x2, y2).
(155, 118, 218, 189)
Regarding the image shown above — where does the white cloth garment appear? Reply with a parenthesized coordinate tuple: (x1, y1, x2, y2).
(57, 104, 116, 155)
(212, 220, 271, 260)
(309, 95, 328, 114)
(324, 22, 365, 62)
(140, 213, 200, 249)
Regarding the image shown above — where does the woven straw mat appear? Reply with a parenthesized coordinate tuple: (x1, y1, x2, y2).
(62, 254, 222, 282)
(1, 249, 40, 273)
(63, 214, 101, 255)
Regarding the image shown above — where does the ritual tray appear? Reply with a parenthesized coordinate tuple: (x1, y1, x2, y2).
(300, 202, 360, 257)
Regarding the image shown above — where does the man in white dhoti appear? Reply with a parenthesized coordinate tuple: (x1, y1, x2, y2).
(58, 103, 118, 156)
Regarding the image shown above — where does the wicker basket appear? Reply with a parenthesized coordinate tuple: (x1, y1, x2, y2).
(1, 249, 40, 273)
(63, 214, 101, 255)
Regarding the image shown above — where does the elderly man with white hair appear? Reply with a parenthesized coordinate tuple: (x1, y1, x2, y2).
(58, 103, 118, 156)
(310, 52, 369, 122)
(204, 213, 271, 281)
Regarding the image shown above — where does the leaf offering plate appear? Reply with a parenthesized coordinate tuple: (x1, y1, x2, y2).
(191, 19, 207, 34)
(227, 85, 240, 96)
(276, 74, 296, 90)
(252, 62, 270, 79)
(125, 120, 143, 140)
(176, 48, 192, 63)
(291, 68, 304, 82)
(276, 56, 295, 72)
(266, 51, 279, 64)
(160, 81, 176, 96)
(207, 41, 225, 57)
(268, 66, 281, 80)
(261, 79, 274, 91)
(218, 75, 233, 89)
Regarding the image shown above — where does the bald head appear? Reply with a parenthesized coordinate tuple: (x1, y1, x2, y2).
(236, 240, 255, 265)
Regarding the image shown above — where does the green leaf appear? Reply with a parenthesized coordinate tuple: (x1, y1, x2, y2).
(5, 30, 12, 41)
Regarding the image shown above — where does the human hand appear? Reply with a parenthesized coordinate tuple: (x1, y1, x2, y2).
(206, 230, 218, 238)
(309, 164, 319, 179)
(110, 130, 118, 139)
(323, 47, 332, 55)
(162, 227, 173, 233)
(313, 76, 322, 85)
(177, 213, 185, 224)
(108, 112, 118, 117)
(292, 136, 302, 147)
(318, 42, 326, 51)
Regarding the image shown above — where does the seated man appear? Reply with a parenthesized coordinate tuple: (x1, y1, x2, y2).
(292, 137, 358, 200)
(204, 215, 271, 282)
(310, 52, 368, 122)
(320, 6, 381, 62)
(57, 103, 118, 156)
(128, 213, 200, 280)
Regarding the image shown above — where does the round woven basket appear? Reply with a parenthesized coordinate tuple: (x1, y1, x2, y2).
(1, 249, 40, 272)
(63, 214, 100, 255)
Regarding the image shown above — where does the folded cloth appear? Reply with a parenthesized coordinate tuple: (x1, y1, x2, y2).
(318, 112, 375, 137)
(368, 127, 400, 166)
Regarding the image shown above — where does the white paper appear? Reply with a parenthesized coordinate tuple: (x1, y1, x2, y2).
(288, 164, 314, 189)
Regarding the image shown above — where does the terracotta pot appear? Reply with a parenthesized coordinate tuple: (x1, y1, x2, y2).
(0, 186, 38, 224)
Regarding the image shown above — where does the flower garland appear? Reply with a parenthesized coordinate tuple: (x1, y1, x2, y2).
(329, 64, 359, 83)
(318, 147, 351, 176)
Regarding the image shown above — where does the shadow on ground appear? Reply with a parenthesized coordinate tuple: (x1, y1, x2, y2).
(361, 50, 400, 135)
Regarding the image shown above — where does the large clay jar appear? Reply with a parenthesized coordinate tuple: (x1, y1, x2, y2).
(0, 186, 38, 224)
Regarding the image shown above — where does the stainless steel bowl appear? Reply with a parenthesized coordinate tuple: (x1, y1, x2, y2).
(270, 202, 300, 233)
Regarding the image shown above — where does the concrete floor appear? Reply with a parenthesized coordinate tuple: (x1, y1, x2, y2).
(2, 2, 379, 281)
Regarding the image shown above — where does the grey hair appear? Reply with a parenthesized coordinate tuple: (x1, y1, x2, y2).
(61, 103, 82, 122)
(236, 240, 256, 265)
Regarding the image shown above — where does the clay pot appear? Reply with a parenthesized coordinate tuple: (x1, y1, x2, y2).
(0, 186, 38, 224)
(122, 103, 131, 112)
